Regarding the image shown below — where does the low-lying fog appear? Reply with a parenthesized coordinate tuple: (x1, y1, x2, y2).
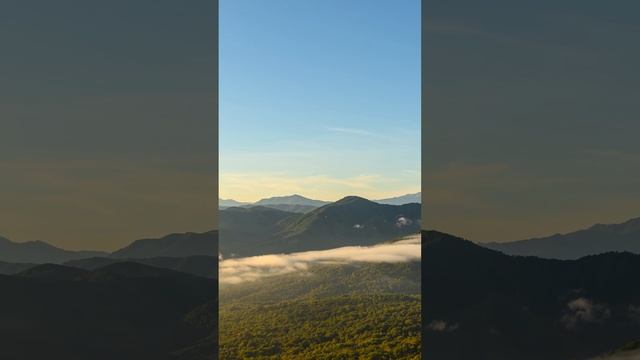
(220, 234, 421, 284)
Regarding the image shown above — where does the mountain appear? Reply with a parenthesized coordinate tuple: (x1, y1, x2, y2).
(219, 206, 298, 257)
(111, 230, 217, 259)
(423, 230, 640, 360)
(255, 203, 318, 213)
(219, 196, 421, 257)
(18, 263, 89, 281)
(484, 217, 640, 259)
(0, 262, 216, 359)
(220, 195, 328, 212)
(273, 196, 421, 251)
(0, 235, 107, 264)
(254, 194, 330, 207)
(0, 260, 36, 275)
(66, 255, 217, 279)
(219, 198, 250, 208)
(220, 261, 420, 359)
(375, 192, 421, 205)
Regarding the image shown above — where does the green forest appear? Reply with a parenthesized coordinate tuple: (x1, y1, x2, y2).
(219, 262, 421, 359)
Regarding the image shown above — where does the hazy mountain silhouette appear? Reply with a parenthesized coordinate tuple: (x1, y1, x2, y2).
(0, 235, 107, 264)
(0, 262, 216, 359)
(484, 217, 640, 259)
(18, 263, 89, 281)
(0, 260, 36, 275)
(254, 194, 330, 207)
(219, 195, 328, 212)
(110, 230, 217, 259)
(423, 230, 640, 360)
(255, 203, 318, 213)
(219, 198, 250, 208)
(66, 255, 217, 278)
(219, 196, 420, 257)
(374, 192, 421, 205)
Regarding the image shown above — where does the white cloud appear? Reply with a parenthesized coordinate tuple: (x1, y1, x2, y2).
(561, 297, 611, 329)
(220, 234, 420, 284)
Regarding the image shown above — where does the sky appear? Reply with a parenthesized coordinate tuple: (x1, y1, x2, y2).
(0, 0, 217, 251)
(423, 0, 640, 242)
(219, 0, 421, 202)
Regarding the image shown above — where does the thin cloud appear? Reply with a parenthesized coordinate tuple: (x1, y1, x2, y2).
(220, 234, 421, 284)
(327, 127, 377, 137)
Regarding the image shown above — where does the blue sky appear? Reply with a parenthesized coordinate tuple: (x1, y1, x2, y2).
(220, 0, 421, 202)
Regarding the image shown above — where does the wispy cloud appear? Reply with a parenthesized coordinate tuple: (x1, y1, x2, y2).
(327, 127, 378, 137)
(220, 234, 420, 284)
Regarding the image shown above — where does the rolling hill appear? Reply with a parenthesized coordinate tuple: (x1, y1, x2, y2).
(0, 260, 36, 275)
(484, 217, 640, 259)
(423, 230, 640, 360)
(110, 230, 217, 259)
(66, 255, 217, 279)
(0, 262, 217, 359)
(219, 261, 421, 359)
(219, 196, 421, 257)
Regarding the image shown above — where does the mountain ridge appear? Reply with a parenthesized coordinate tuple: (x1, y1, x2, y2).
(220, 196, 421, 257)
(483, 217, 640, 259)
(423, 230, 640, 360)
(0, 235, 107, 264)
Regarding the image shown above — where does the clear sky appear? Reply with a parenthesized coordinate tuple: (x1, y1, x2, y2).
(220, 0, 421, 202)
(0, 0, 217, 251)
(424, 0, 640, 242)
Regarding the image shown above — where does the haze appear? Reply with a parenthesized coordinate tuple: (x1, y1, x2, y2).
(0, 1, 217, 251)
(423, 0, 640, 242)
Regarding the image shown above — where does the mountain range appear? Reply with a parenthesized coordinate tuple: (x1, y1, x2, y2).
(375, 192, 422, 205)
(218, 192, 421, 212)
(484, 217, 640, 259)
(423, 230, 640, 360)
(219, 195, 421, 257)
(1, 195, 421, 263)
(0, 231, 218, 266)
(0, 261, 216, 359)
(0, 235, 107, 264)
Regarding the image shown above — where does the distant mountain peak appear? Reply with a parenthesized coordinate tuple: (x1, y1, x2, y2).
(374, 192, 421, 205)
(219, 198, 250, 208)
(254, 194, 330, 207)
(0, 235, 108, 264)
(484, 216, 640, 259)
